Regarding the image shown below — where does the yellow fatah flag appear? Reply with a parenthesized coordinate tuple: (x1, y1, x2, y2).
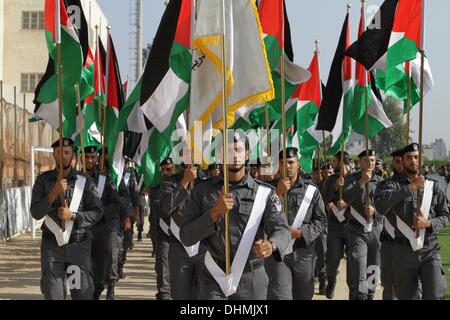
(189, 0, 274, 130)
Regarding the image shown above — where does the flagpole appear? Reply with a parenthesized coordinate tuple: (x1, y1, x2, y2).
(265, 103, 270, 157)
(76, 83, 86, 172)
(188, 0, 196, 184)
(280, 1, 288, 220)
(405, 63, 412, 145)
(416, 0, 426, 238)
(220, 0, 231, 275)
(56, 0, 65, 231)
(360, 0, 372, 223)
(315, 39, 327, 174)
(95, 25, 105, 171)
(339, 4, 352, 201)
(101, 26, 112, 172)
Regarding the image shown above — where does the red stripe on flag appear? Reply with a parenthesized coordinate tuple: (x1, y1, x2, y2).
(94, 38, 105, 96)
(44, 0, 74, 41)
(343, 14, 353, 82)
(258, 0, 284, 49)
(296, 52, 321, 107)
(174, 0, 192, 48)
(355, 8, 368, 87)
(392, 0, 422, 49)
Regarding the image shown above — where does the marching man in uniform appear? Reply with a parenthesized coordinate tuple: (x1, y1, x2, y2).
(375, 143, 449, 300)
(265, 147, 327, 300)
(30, 138, 103, 300)
(342, 150, 383, 300)
(179, 132, 291, 300)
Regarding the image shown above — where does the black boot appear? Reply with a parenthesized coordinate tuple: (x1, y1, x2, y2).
(325, 277, 336, 299)
(319, 275, 327, 295)
(106, 284, 115, 300)
(93, 286, 103, 300)
(118, 265, 126, 280)
(137, 231, 143, 242)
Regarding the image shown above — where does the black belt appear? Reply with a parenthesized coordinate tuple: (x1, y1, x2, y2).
(42, 232, 88, 245)
(215, 258, 264, 273)
(348, 218, 381, 228)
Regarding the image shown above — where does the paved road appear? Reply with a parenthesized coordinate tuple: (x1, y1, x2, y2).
(0, 227, 381, 300)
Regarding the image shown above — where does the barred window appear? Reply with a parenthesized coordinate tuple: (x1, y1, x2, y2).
(22, 11, 44, 30)
(21, 73, 43, 93)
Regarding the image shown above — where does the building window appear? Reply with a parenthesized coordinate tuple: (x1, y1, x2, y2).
(21, 74, 43, 93)
(22, 11, 44, 30)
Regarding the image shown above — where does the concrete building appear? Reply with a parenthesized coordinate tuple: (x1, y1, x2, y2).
(423, 144, 434, 161)
(0, 0, 108, 112)
(431, 138, 448, 161)
(0, 0, 108, 188)
(421, 139, 448, 161)
(345, 133, 369, 156)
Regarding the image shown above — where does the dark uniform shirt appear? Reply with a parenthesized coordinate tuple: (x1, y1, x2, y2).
(90, 168, 122, 223)
(343, 171, 383, 226)
(130, 172, 146, 209)
(374, 173, 403, 242)
(159, 173, 188, 229)
(160, 173, 205, 248)
(374, 175, 449, 242)
(322, 172, 350, 224)
(30, 168, 103, 236)
(118, 178, 133, 220)
(281, 177, 327, 248)
(179, 173, 291, 269)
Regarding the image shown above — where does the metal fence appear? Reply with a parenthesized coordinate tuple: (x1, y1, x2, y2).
(0, 81, 56, 189)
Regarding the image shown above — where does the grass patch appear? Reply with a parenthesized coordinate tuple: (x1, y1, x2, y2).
(438, 226, 450, 300)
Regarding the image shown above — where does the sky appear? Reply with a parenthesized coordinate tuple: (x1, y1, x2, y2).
(97, 0, 450, 149)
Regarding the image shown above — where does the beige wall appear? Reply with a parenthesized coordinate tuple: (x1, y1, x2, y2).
(0, 0, 108, 112)
(2, 0, 47, 112)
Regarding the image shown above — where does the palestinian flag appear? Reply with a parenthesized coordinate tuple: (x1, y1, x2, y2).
(232, 104, 280, 131)
(317, 12, 354, 155)
(346, 0, 433, 109)
(81, 45, 103, 147)
(273, 51, 321, 134)
(138, 0, 190, 137)
(33, 0, 90, 138)
(78, 37, 106, 150)
(119, 77, 178, 188)
(104, 33, 126, 186)
(351, 9, 392, 138)
(118, 0, 191, 183)
(44, 0, 83, 88)
(295, 51, 325, 174)
(257, 0, 310, 121)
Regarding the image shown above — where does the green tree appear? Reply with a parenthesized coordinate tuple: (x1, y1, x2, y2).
(370, 97, 406, 159)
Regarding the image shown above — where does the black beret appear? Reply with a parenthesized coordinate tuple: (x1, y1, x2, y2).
(51, 138, 74, 149)
(400, 143, 420, 156)
(358, 149, 376, 159)
(390, 149, 403, 157)
(279, 147, 299, 160)
(160, 157, 173, 166)
(84, 145, 98, 154)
